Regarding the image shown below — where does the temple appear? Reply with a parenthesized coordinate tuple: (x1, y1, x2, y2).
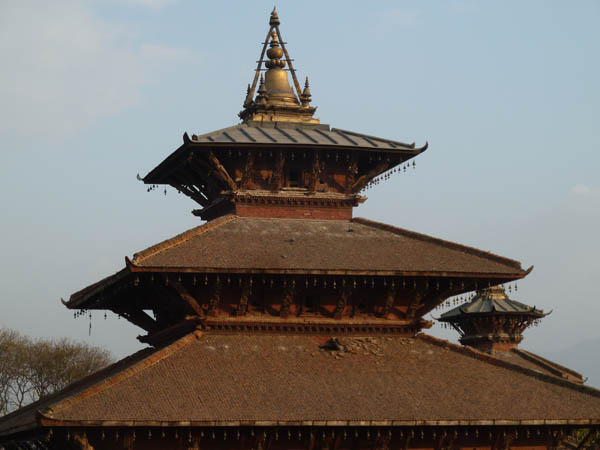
(0, 9, 598, 450)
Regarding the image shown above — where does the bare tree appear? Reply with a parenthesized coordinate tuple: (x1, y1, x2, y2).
(0, 328, 113, 415)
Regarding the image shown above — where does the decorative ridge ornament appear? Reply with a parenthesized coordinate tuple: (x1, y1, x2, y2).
(239, 8, 319, 124)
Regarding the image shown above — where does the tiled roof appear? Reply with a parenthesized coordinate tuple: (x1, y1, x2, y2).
(129, 215, 527, 276)
(188, 122, 426, 153)
(492, 349, 584, 384)
(0, 332, 598, 436)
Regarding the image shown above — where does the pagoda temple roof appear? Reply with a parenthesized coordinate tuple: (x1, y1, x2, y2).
(440, 287, 547, 319)
(0, 332, 598, 438)
(188, 122, 424, 152)
(142, 122, 427, 186)
(129, 216, 526, 276)
(67, 215, 530, 309)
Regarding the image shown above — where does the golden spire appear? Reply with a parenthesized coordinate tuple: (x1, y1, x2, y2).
(263, 31, 297, 106)
(269, 6, 280, 26)
(239, 9, 319, 124)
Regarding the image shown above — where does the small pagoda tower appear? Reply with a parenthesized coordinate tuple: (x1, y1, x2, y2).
(438, 285, 548, 352)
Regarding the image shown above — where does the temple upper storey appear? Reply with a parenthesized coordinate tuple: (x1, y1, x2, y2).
(141, 9, 427, 221)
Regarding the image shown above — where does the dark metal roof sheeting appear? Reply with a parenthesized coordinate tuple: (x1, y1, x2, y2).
(441, 296, 545, 319)
(189, 123, 425, 152)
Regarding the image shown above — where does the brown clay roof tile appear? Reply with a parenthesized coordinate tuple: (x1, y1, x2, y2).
(1, 332, 598, 437)
(130, 216, 527, 276)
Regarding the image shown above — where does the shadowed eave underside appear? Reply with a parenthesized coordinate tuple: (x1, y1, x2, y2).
(142, 123, 427, 186)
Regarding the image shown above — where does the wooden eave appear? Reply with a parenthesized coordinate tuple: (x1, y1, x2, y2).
(438, 308, 546, 322)
(126, 260, 531, 279)
(35, 416, 600, 428)
(65, 263, 529, 312)
(142, 132, 427, 185)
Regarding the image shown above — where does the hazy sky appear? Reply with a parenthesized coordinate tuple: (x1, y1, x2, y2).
(1, 1, 599, 383)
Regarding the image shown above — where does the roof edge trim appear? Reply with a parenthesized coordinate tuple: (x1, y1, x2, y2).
(132, 215, 237, 264)
(46, 331, 202, 417)
(418, 334, 600, 398)
(34, 417, 600, 428)
(352, 217, 526, 272)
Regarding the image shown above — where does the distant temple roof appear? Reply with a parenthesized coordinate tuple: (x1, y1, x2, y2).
(1, 332, 598, 437)
(440, 286, 547, 319)
(439, 286, 549, 353)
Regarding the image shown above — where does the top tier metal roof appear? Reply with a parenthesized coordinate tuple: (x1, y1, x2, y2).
(188, 122, 427, 153)
(440, 286, 547, 319)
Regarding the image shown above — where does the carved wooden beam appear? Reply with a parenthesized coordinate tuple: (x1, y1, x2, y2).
(188, 157, 225, 195)
(270, 150, 286, 192)
(402, 436, 411, 450)
(207, 150, 238, 191)
(405, 290, 425, 321)
(208, 276, 222, 316)
(334, 284, 353, 319)
(241, 151, 256, 189)
(308, 150, 321, 193)
(381, 287, 397, 318)
(351, 156, 394, 192)
(169, 177, 210, 207)
(175, 169, 216, 202)
(237, 279, 252, 316)
(374, 434, 390, 450)
(419, 286, 458, 317)
(165, 275, 204, 317)
(280, 282, 295, 318)
(72, 434, 93, 450)
(345, 152, 359, 194)
(115, 308, 159, 333)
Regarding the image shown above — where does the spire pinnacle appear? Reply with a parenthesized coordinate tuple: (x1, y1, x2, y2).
(270, 7, 280, 26)
(300, 76, 312, 106)
(238, 9, 319, 124)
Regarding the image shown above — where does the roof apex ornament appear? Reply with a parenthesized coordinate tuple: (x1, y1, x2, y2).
(239, 9, 319, 124)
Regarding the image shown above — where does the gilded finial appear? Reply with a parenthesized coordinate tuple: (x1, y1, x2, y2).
(265, 32, 286, 69)
(238, 8, 319, 124)
(256, 74, 268, 105)
(300, 76, 312, 106)
(270, 7, 280, 26)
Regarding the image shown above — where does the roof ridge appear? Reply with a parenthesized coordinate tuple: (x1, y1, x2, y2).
(192, 124, 246, 140)
(352, 217, 526, 272)
(418, 334, 600, 398)
(0, 346, 155, 436)
(132, 215, 237, 264)
(331, 127, 415, 149)
(68, 268, 129, 306)
(514, 348, 584, 380)
(45, 331, 203, 418)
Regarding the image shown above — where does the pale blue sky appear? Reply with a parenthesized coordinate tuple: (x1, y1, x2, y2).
(1, 1, 599, 383)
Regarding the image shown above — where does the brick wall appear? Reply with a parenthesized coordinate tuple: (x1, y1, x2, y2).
(235, 204, 353, 220)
